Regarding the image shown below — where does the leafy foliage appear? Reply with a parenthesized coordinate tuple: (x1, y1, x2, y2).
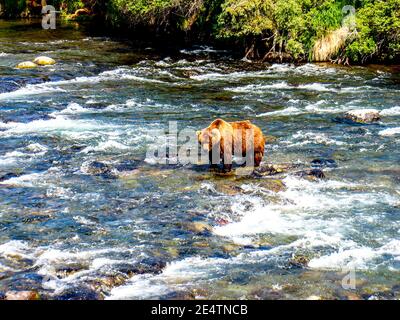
(1, 0, 399, 63)
(346, 0, 400, 63)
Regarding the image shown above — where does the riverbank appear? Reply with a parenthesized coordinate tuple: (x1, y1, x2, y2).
(1, 1, 399, 65)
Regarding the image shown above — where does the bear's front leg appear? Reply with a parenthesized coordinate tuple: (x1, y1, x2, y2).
(222, 150, 233, 172)
(208, 150, 219, 169)
(254, 151, 263, 167)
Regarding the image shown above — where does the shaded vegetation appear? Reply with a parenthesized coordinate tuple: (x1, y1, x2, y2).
(0, 0, 399, 64)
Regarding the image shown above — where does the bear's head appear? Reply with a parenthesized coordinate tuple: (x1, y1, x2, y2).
(196, 128, 221, 152)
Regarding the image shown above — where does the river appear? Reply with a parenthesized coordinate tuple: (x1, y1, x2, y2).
(0, 20, 399, 300)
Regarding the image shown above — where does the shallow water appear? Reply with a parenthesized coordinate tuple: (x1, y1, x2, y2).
(0, 20, 399, 300)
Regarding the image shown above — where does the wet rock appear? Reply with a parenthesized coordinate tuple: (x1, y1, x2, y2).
(89, 274, 127, 293)
(344, 292, 362, 300)
(5, 290, 40, 300)
(306, 295, 322, 300)
(81, 161, 112, 176)
(251, 288, 283, 300)
(258, 179, 286, 192)
(16, 61, 37, 69)
(311, 158, 337, 168)
(33, 56, 56, 66)
(264, 135, 278, 144)
(215, 184, 243, 195)
(296, 169, 325, 180)
(361, 284, 392, 296)
(0, 172, 23, 182)
(192, 241, 211, 248)
(22, 213, 52, 224)
(288, 253, 311, 269)
(253, 163, 296, 177)
(181, 70, 200, 78)
(345, 109, 381, 123)
(185, 221, 213, 234)
(215, 218, 229, 226)
(54, 286, 101, 300)
(166, 247, 180, 258)
(222, 244, 240, 253)
(55, 265, 86, 278)
(114, 160, 140, 172)
(129, 258, 167, 275)
(163, 290, 196, 300)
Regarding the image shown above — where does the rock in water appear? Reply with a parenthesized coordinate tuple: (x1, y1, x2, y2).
(345, 109, 381, 123)
(5, 291, 40, 300)
(33, 56, 56, 66)
(16, 61, 38, 69)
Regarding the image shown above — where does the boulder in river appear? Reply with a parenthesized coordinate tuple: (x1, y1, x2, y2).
(345, 109, 381, 123)
(81, 161, 113, 176)
(16, 61, 38, 69)
(185, 221, 213, 234)
(296, 169, 326, 180)
(33, 56, 56, 66)
(5, 290, 40, 300)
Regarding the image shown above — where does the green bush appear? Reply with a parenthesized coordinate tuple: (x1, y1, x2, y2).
(346, 0, 400, 63)
(1, 0, 398, 64)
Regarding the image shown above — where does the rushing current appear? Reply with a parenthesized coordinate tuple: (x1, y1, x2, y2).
(0, 20, 399, 300)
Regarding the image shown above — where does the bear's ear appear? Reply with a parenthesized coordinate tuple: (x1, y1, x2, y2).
(212, 119, 224, 127)
(196, 130, 201, 137)
(211, 128, 221, 144)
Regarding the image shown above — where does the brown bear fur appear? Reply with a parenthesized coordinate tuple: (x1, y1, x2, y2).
(197, 119, 266, 172)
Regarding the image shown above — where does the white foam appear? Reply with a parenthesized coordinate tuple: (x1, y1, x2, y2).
(212, 175, 399, 271)
(379, 127, 400, 136)
(284, 131, 346, 147)
(308, 240, 400, 270)
(51, 102, 91, 116)
(25, 143, 48, 153)
(0, 85, 66, 100)
(257, 107, 303, 117)
(226, 81, 337, 94)
(0, 52, 9, 57)
(81, 140, 130, 153)
(0, 68, 166, 101)
(0, 240, 33, 260)
(0, 172, 43, 187)
(180, 46, 228, 55)
(0, 115, 113, 138)
(380, 106, 400, 116)
(108, 256, 233, 300)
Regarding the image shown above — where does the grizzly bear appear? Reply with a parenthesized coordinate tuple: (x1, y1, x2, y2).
(197, 119, 265, 172)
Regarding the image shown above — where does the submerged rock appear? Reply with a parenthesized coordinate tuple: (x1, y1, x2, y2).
(54, 286, 102, 300)
(186, 221, 213, 234)
(0, 172, 23, 182)
(33, 56, 56, 66)
(345, 109, 381, 123)
(253, 163, 296, 177)
(296, 169, 326, 180)
(16, 61, 37, 69)
(215, 183, 243, 195)
(258, 179, 286, 192)
(251, 287, 283, 300)
(81, 161, 113, 176)
(311, 158, 337, 168)
(287, 253, 311, 269)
